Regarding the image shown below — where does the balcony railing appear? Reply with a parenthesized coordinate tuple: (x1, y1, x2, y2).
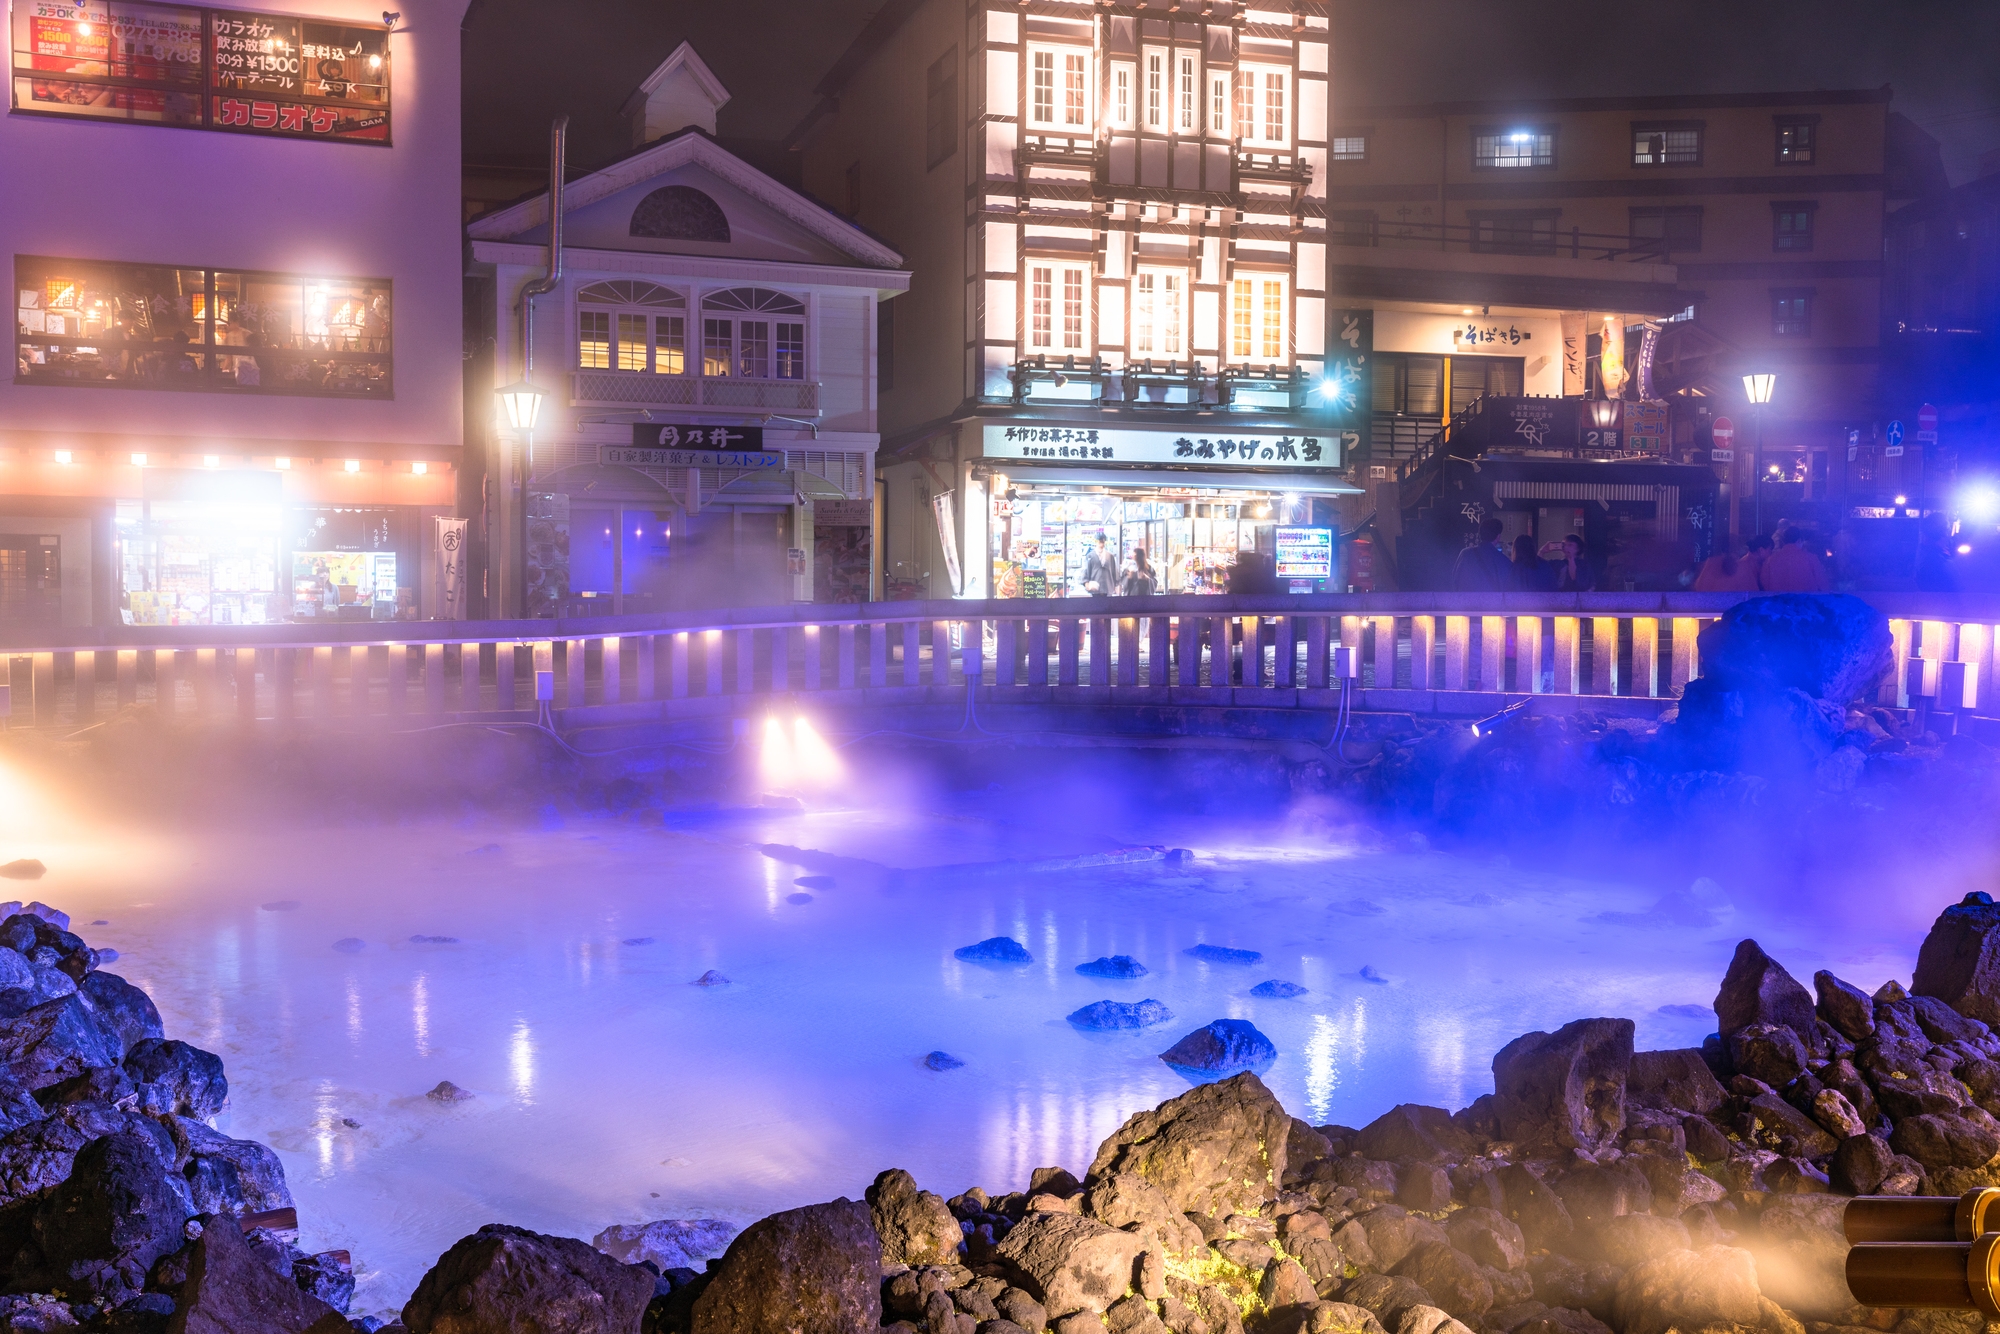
(1330, 218, 1680, 264)
(570, 371, 819, 414)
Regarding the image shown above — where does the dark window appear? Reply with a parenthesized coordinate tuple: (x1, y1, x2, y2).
(1472, 128, 1554, 169)
(1469, 210, 1560, 256)
(877, 299, 894, 392)
(1326, 210, 1378, 247)
(1632, 122, 1702, 166)
(1372, 353, 1443, 415)
(1330, 134, 1367, 162)
(1448, 355, 1525, 414)
(1772, 288, 1813, 337)
(925, 47, 958, 171)
(629, 186, 730, 242)
(844, 161, 862, 217)
(1773, 203, 1816, 252)
(15, 254, 391, 398)
(1776, 118, 1817, 165)
(1629, 206, 1704, 255)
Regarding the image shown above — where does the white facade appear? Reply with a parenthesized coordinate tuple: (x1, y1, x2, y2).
(467, 129, 907, 612)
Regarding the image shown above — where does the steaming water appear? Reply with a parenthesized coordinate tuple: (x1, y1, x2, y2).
(11, 796, 1943, 1318)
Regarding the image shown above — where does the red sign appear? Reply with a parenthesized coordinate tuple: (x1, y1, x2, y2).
(1711, 416, 1735, 446)
(1918, 403, 1939, 442)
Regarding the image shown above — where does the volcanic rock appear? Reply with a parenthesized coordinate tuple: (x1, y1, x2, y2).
(866, 1169, 963, 1267)
(1067, 1000, 1173, 1032)
(1495, 1165, 1573, 1250)
(426, 1081, 473, 1104)
(169, 1116, 293, 1215)
(956, 938, 1033, 965)
(1251, 981, 1308, 999)
(1081, 1172, 1202, 1255)
(924, 1052, 965, 1071)
(1692, 593, 1892, 703)
(1814, 971, 1876, 1041)
(1726, 1024, 1810, 1086)
(1076, 957, 1148, 980)
(1742, 1093, 1840, 1158)
(1296, 1303, 1387, 1334)
(0, 1101, 172, 1209)
(1356, 1207, 1448, 1272)
(1913, 894, 2000, 1027)
(1158, 1020, 1276, 1076)
(1889, 1110, 2000, 1171)
(173, 1212, 349, 1334)
(1182, 945, 1261, 966)
(691, 971, 730, 987)
(124, 1040, 226, 1119)
(592, 1218, 738, 1273)
(1398, 1163, 1453, 1212)
(1354, 1104, 1470, 1163)
(1444, 1209, 1525, 1273)
(1752, 1194, 1854, 1320)
(994, 1212, 1146, 1319)
(1714, 940, 1818, 1045)
(0, 995, 123, 1091)
(33, 1131, 185, 1303)
(1490, 1018, 1632, 1155)
(1625, 1048, 1725, 1114)
(1610, 1246, 1762, 1334)
(1341, 1274, 1438, 1331)
(403, 1223, 656, 1334)
(1393, 1242, 1493, 1319)
(1087, 1071, 1290, 1219)
(79, 973, 165, 1055)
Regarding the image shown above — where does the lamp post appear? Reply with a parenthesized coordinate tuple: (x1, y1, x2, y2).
(1742, 373, 1776, 538)
(494, 380, 546, 617)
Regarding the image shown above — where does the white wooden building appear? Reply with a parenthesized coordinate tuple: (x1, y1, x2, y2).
(467, 46, 907, 613)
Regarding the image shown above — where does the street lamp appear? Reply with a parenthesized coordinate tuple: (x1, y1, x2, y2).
(494, 380, 548, 617)
(1743, 373, 1776, 538)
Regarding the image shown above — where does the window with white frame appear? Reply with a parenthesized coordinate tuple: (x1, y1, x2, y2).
(1133, 269, 1184, 356)
(1209, 72, 1227, 134)
(1230, 274, 1287, 362)
(1178, 54, 1196, 133)
(1240, 66, 1288, 146)
(577, 280, 686, 374)
(1145, 51, 1164, 130)
(1111, 63, 1133, 128)
(1028, 262, 1088, 352)
(698, 286, 806, 378)
(1027, 47, 1088, 129)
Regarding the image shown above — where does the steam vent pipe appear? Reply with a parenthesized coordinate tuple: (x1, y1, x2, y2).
(1845, 1190, 2000, 1315)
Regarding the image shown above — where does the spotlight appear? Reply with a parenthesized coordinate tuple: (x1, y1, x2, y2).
(53, 451, 72, 466)
(344, 459, 361, 473)
(1895, 494, 1909, 506)
(1960, 544, 1974, 556)
(382, 10, 399, 27)
(1961, 486, 2000, 522)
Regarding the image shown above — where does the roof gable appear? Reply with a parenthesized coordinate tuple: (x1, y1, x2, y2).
(467, 129, 900, 270)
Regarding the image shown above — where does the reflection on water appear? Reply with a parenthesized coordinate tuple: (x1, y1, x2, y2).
(511, 1017, 535, 1103)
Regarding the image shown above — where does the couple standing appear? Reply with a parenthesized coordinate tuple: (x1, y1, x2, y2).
(1081, 531, 1156, 597)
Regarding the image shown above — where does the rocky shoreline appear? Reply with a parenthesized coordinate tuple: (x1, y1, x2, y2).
(2, 880, 1999, 1334)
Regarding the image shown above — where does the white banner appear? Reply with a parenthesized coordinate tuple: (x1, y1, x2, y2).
(982, 423, 1339, 469)
(433, 517, 467, 620)
(931, 490, 962, 595)
(1560, 312, 1586, 396)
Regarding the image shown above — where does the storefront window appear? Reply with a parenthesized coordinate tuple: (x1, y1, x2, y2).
(288, 505, 416, 620)
(117, 497, 282, 626)
(16, 255, 391, 397)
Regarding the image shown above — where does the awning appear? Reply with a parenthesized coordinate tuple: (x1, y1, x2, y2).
(976, 464, 1361, 495)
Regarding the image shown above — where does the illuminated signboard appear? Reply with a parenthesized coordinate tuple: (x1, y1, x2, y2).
(10, 1, 390, 144)
(1274, 526, 1333, 579)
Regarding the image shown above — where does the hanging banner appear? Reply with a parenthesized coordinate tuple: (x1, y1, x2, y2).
(1560, 313, 1586, 396)
(931, 489, 962, 595)
(1599, 314, 1628, 399)
(433, 517, 466, 620)
(1636, 324, 1660, 401)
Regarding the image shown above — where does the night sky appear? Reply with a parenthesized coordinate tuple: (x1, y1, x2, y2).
(462, 0, 2000, 184)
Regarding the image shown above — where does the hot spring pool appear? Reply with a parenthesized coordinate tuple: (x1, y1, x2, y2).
(13, 796, 1938, 1318)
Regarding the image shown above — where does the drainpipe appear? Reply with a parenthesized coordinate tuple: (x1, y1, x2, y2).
(511, 116, 566, 615)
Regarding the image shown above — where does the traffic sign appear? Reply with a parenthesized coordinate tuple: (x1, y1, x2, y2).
(1711, 416, 1735, 448)
(1887, 420, 1904, 446)
(1918, 403, 1939, 443)
(1847, 428, 1860, 461)
(1711, 449, 1735, 463)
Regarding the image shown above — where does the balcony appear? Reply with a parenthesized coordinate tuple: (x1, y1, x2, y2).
(569, 371, 820, 414)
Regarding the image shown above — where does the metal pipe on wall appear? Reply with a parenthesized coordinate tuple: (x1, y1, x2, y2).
(509, 115, 567, 616)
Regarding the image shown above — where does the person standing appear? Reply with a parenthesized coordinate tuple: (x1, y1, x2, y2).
(1081, 530, 1117, 597)
(1693, 539, 1766, 591)
(1453, 518, 1514, 591)
(1760, 528, 1830, 592)
(1120, 546, 1158, 596)
(1538, 534, 1597, 591)
(1512, 534, 1556, 590)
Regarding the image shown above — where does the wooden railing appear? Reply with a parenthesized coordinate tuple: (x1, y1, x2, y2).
(1, 593, 1993, 731)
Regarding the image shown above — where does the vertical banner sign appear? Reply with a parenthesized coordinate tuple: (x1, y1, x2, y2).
(1560, 312, 1587, 396)
(1599, 314, 1628, 398)
(1328, 309, 1372, 462)
(931, 490, 963, 595)
(433, 517, 467, 620)
(1636, 324, 1660, 401)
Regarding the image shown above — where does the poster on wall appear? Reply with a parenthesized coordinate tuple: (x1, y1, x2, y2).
(10, 1, 391, 142)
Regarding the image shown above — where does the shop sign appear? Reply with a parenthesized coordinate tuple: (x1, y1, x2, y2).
(1327, 310, 1372, 434)
(629, 424, 765, 450)
(1274, 526, 1333, 579)
(601, 445, 781, 470)
(982, 424, 1338, 469)
(1626, 400, 1668, 454)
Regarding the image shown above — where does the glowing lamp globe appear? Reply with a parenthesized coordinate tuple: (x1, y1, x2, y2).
(1742, 373, 1776, 405)
(495, 380, 548, 431)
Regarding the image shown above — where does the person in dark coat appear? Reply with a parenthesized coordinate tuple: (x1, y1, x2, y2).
(1512, 534, 1556, 590)
(1453, 517, 1514, 591)
(1538, 533, 1598, 591)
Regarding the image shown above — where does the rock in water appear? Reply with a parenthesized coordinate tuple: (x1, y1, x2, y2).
(691, 970, 730, 987)
(425, 1081, 473, 1104)
(404, 1224, 655, 1334)
(0, 995, 124, 1091)
(1490, 1017, 1633, 1156)
(1694, 593, 1892, 704)
(1713, 939, 1818, 1044)
(1251, 980, 1308, 999)
(1183, 944, 1261, 965)
(785, 893, 813, 905)
(955, 937, 1033, 965)
(1068, 1000, 1173, 1032)
(330, 939, 365, 954)
(993, 1212, 1147, 1319)
(176, 1210, 349, 1334)
(123, 1039, 227, 1119)
(1087, 1070, 1291, 1218)
(795, 875, 834, 890)
(0, 862, 45, 881)
(170, 1116, 294, 1215)
(1076, 956, 1148, 979)
(32, 1130, 185, 1303)
(593, 1218, 739, 1273)
(923, 1051, 964, 1071)
(688, 1199, 881, 1334)
(1913, 894, 2000, 1027)
(293, 1250, 356, 1313)
(1158, 1019, 1276, 1076)
(865, 1168, 962, 1267)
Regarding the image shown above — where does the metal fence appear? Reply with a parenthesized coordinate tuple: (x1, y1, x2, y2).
(1, 592, 1992, 731)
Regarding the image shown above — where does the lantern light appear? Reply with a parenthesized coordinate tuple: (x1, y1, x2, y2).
(344, 459, 361, 474)
(494, 380, 548, 431)
(412, 461, 428, 476)
(1742, 373, 1777, 405)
